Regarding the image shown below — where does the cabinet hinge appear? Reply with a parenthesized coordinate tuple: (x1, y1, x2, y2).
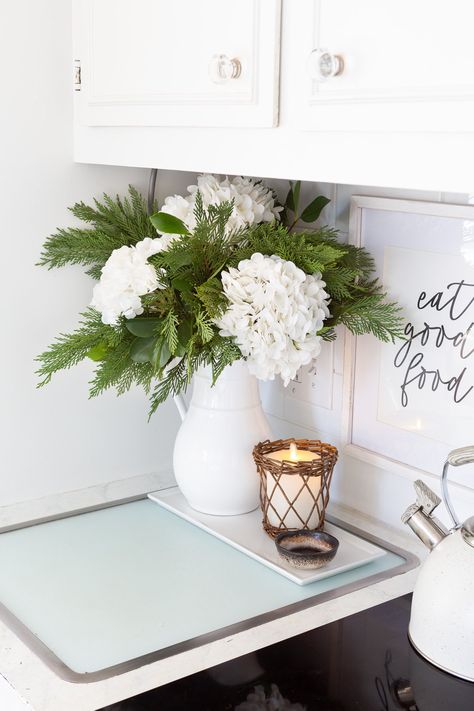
(74, 59, 81, 91)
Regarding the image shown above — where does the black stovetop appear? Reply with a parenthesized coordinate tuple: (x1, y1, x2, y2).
(101, 594, 474, 711)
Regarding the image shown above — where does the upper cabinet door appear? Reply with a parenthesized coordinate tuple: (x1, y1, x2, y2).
(74, 0, 281, 128)
(289, 0, 474, 132)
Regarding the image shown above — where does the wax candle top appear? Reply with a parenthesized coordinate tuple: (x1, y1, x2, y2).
(267, 441, 320, 464)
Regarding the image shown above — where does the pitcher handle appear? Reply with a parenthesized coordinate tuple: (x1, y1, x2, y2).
(173, 394, 187, 422)
(441, 445, 474, 527)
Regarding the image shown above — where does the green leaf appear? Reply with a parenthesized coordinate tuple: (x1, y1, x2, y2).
(153, 339, 171, 370)
(301, 195, 331, 223)
(171, 275, 192, 292)
(86, 343, 108, 362)
(174, 344, 186, 357)
(157, 250, 194, 269)
(130, 337, 156, 363)
(125, 318, 162, 338)
(285, 181, 301, 214)
(174, 319, 193, 356)
(149, 212, 189, 235)
(178, 320, 193, 342)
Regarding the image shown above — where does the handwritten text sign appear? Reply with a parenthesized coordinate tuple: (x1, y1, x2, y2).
(378, 247, 474, 444)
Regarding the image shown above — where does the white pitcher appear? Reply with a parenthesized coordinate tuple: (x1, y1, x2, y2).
(173, 361, 272, 516)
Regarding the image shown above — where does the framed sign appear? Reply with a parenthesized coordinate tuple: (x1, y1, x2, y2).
(343, 196, 474, 479)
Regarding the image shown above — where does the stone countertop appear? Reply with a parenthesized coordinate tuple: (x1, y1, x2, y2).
(0, 472, 424, 711)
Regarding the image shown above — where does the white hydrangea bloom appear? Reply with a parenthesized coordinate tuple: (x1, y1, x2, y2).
(215, 253, 330, 385)
(159, 174, 282, 238)
(91, 237, 166, 325)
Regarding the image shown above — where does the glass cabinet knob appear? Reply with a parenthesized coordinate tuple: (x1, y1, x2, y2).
(308, 49, 344, 81)
(209, 54, 242, 84)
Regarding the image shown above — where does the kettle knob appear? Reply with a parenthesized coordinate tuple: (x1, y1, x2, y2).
(413, 479, 442, 515)
(401, 480, 441, 523)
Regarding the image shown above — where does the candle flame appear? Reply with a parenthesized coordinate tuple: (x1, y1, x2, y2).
(289, 442, 299, 461)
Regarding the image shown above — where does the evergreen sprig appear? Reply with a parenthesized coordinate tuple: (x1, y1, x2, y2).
(38, 186, 153, 278)
(36, 308, 122, 386)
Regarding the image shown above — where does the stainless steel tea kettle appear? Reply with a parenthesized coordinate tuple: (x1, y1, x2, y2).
(402, 446, 474, 682)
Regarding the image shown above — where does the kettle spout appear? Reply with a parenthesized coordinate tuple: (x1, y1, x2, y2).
(401, 480, 449, 550)
(402, 505, 448, 549)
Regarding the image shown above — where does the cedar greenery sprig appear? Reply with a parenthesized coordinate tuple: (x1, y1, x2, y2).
(38, 186, 156, 279)
(36, 185, 404, 417)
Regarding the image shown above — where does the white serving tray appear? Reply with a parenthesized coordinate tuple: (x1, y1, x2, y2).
(148, 488, 385, 586)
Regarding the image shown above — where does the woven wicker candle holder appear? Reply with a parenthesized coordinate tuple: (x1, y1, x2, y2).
(253, 438, 338, 538)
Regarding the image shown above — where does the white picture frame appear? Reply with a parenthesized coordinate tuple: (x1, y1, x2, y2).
(343, 196, 474, 483)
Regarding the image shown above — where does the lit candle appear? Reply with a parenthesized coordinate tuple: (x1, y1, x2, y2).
(264, 442, 322, 529)
(268, 441, 320, 464)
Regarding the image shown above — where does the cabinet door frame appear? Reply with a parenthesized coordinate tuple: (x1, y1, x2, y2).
(289, 0, 474, 133)
(73, 0, 281, 129)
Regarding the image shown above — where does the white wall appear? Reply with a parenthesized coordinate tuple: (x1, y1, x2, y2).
(0, 0, 195, 506)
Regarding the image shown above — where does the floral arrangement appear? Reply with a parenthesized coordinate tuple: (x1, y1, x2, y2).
(37, 174, 403, 416)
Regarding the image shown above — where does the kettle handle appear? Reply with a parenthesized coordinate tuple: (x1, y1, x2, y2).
(441, 445, 474, 527)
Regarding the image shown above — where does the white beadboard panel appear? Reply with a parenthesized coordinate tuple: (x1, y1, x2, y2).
(283, 374, 344, 439)
(259, 380, 285, 422)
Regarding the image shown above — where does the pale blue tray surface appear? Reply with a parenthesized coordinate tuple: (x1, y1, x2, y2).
(0, 500, 403, 674)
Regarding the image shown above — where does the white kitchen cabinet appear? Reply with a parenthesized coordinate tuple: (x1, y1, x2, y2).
(290, 0, 474, 132)
(73, 0, 474, 193)
(73, 0, 281, 128)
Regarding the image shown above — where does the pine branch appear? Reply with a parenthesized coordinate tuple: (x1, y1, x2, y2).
(161, 310, 179, 354)
(334, 295, 404, 342)
(38, 228, 127, 271)
(148, 358, 189, 418)
(196, 277, 227, 319)
(318, 327, 337, 342)
(88, 340, 153, 398)
(36, 309, 123, 386)
(39, 186, 153, 273)
(71, 186, 151, 243)
(230, 223, 344, 275)
(210, 336, 241, 384)
(195, 311, 215, 344)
